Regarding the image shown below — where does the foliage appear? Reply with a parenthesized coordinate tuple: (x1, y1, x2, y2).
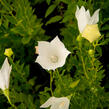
(0, 0, 109, 109)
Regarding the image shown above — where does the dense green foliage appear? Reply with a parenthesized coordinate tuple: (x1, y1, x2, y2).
(0, 0, 109, 109)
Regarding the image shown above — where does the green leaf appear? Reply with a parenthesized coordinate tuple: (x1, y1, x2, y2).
(21, 36, 32, 44)
(35, 85, 42, 92)
(0, 19, 2, 26)
(46, 15, 62, 25)
(60, 0, 72, 4)
(46, 0, 51, 5)
(45, 4, 56, 18)
(61, 15, 73, 23)
(5, 15, 17, 24)
(101, 25, 109, 31)
(28, 77, 37, 86)
(70, 79, 80, 88)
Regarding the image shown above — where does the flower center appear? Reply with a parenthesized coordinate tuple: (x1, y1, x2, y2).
(59, 101, 65, 108)
(50, 55, 58, 63)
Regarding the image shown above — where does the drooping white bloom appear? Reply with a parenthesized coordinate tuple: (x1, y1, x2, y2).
(0, 58, 12, 90)
(75, 6, 101, 42)
(40, 97, 70, 109)
(35, 36, 70, 70)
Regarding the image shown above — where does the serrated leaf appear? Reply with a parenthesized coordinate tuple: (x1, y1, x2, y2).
(46, 16, 62, 25)
(45, 4, 56, 18)
(70, 79, 80, 88)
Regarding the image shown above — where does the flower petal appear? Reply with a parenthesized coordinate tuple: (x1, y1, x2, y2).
(40, 97, 56, 108)
(75, 6, 79, 19)
(89, 9, 100, 24)
(35, 36, 70, 70)
(57, 49, 70, 68)
(86, 10, 91, 21)
(38, 41, 50, 56)
(50, 36, 65, 49)
(52, 97, 70, 109)
(0, 71, 5, 90)
(0, 58, 11, 89)
(35, 55, 51, 70)
(75, 6, 88, 33)
(63, 98, 70, 109)
(82, 24, 101, 43)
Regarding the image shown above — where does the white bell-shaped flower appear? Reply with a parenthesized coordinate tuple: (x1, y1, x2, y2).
(35, 36, 70, 70)
(40, 97, 70, 109)
(0, 58, 12, 90)
(75, 6, 100, 33)
(75, 6, 101, 43)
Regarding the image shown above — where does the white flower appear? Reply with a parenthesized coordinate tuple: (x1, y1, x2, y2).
(40, 97, 70, 109)
(75, 6, 101, 43)
(75, 6, 100, 33)
(0, 58, 12, 90)
(35, 36, 70, 70)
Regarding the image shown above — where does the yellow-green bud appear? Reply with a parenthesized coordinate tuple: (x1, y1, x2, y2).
(76, 35, 82, 42)
(88, 49, 94, 56)
(4, 48, 13, 57)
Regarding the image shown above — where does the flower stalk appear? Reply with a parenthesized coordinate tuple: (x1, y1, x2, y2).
(3, 89, 17, 109)
(49, 71, 53, 96)
(77, 36, 89, 79)
(56, 69, 64, 87)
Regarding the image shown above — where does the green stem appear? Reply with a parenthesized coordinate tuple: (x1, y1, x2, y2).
(6, 96, 17, 109)
(78, 43, 89, 79)
(49, 71, 53, 96)
(56, 69, 63, 85)
(89, 55, 98, 81)
(3, 90, 17, 109)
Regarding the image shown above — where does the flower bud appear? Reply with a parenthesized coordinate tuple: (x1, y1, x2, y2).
(88, 49, 94, 57)
(4, 48, 13, 57)
(35, 46, 38, 54)
(76, 35, 82, 42)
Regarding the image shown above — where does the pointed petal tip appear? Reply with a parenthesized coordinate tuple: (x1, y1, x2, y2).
(35, 59, 37, 63)
(54, 35, 60, 40)
(40, 97, 56, 108)
(76, 5, 79, 8)
(81, 6, 85, 10)
(68, 51, 71, 54)
(76, 5, 79, 10)
(4, 57, 8, 63)
(97, 8, 100, 11)
(95, 8, 100, 14)
(40, 105, 44, 108)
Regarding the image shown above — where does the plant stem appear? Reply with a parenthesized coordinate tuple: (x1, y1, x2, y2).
(78, 43, 89, 79)
(89, 54, 98, 81)
(49, 71, 53, 96)
(6, 96, 17, 109)
(56, 69, 63, 85)
(3, 90, 17, 109)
